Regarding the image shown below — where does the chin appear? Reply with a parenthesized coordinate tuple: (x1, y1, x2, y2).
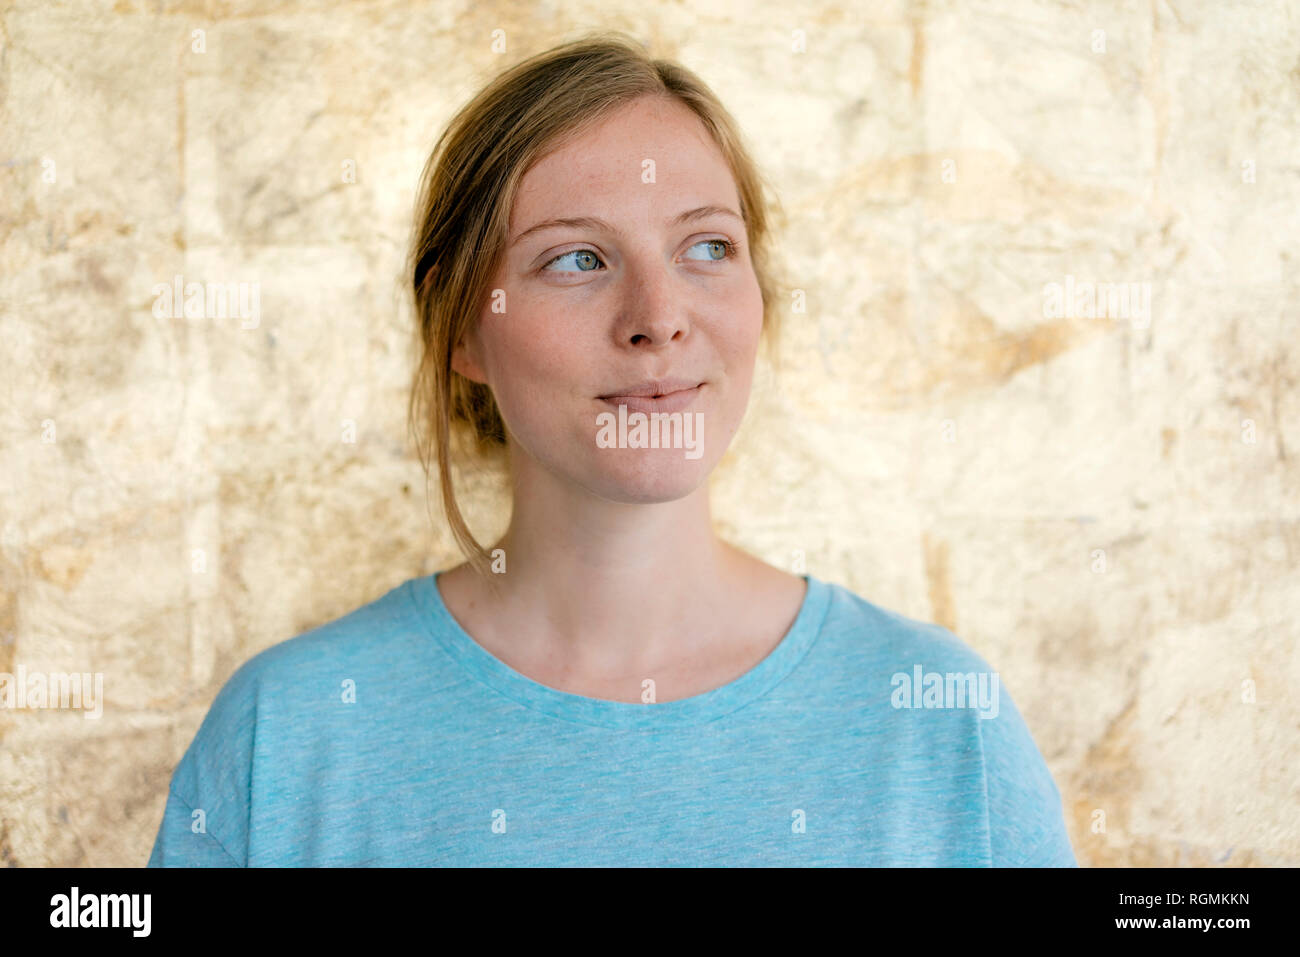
(583, 451, 714, 504)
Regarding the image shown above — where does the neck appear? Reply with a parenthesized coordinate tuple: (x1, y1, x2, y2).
(471, 459, 746, 675)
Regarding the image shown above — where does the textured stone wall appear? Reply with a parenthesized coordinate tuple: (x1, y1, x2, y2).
(1, 1, 1296, 866)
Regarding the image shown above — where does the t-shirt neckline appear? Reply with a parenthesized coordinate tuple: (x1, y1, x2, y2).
(405, 570, 832, 730)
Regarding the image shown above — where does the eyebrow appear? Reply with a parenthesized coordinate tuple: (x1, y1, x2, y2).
(509, 204, 744, 249)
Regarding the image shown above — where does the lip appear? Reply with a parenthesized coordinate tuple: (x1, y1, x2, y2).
(598, 379, 704, 415)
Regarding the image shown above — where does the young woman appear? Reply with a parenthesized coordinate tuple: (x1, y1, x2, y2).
(148, 33, 1076, 867)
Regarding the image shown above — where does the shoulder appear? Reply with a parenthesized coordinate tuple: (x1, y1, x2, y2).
(815, 577, 995, 675)
(160, 576, 439, 861)
(812, 577, 1075, 865)
(168, 577, 428, 791)
(234, 577, 423, 688)
(814, 576, 1042, 745)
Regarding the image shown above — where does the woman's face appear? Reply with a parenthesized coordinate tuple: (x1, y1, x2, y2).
(453, 94, 764, 504)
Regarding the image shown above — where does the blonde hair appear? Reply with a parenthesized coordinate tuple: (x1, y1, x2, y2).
(407, 31, 787, 580)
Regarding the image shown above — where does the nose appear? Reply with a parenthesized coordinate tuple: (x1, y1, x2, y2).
(616, 258, 690, 348)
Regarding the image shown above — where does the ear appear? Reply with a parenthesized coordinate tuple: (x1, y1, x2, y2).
(450, 327, 489, 386)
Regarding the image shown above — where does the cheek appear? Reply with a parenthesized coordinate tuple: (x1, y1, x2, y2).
(477, 309, 588, 419)
(718, 285, 764, 410)
(721, 282, 765, 364)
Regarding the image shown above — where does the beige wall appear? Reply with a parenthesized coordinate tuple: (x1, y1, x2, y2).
(1, 1, 1296, 866)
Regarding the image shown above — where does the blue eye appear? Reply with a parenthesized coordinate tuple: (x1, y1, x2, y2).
(683, 239, 736, 262)
(540, 239, 738, 273)
(542, 249, 604, 273)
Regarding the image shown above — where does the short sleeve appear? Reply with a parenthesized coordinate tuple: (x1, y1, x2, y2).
(146, 657, 262, 867)
(1018, 824, 1080, 867)
(977, 677, 1077, 867)
(147, 788, 243, 867)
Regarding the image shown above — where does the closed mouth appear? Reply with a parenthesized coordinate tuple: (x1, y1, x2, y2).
(598, 383, 704, 414)
(598, 378, 703, 400)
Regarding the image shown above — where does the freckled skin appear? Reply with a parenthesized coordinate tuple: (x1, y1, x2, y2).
(452, 94, 763, 504)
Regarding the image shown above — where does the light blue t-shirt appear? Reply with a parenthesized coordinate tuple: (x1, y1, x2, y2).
(147, 572, 1077, 867)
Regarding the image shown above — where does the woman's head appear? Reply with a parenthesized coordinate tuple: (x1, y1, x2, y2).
(408, 32, 785, 577)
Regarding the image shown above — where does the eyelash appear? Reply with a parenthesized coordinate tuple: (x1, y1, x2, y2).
(540, 239, 739, 273)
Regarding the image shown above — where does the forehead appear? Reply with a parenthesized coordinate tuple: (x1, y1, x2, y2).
(509, 96, 740, 230)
